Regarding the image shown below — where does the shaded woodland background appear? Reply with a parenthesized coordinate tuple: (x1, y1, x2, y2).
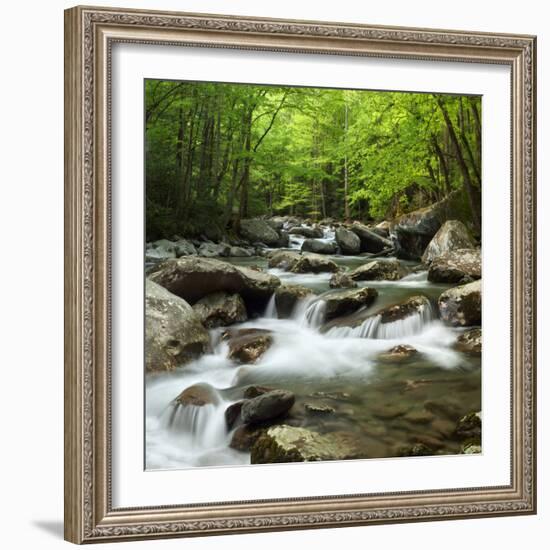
(145, 80, 481, 241)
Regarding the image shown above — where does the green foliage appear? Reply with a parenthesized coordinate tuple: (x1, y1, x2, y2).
(145, 79, 481, 239)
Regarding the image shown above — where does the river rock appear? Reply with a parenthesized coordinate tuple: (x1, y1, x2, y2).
(267, 250, 301, 270)
(397, 443, 435, 457)
(174, 239, 198, 257)
(228, 246, 253, 257)
(428, 248, 481, 283)
(379, 344, 418, 362)
(329, 271, 357, 289)
(251, 426, 366, 463)
(301, 239, 337, 255)
(422, 220, 476, 264)
(335, 227, 361, 255)
(350, 258, 408, 281)
(438, 279, 481, 326)
(323, 287, 378, 321)
(239, 218, 281, 246)
(145, 280, 210, 372)
(390, 193, 458, 260)
(197, 242, 230, 258)
(243, 385, 275, 399)
(379, 295, 431, 323)
(227, 330, 273, 364)
(304, 403, 335, 416)
(350, 222, 392, 253)
(148, 257, 280, 311)
(146, 239, 177, 262)
(175, 383, 219, 406)
(454, 411, 482, 441)
(374, 220, 391, 237)
(225, 401, 244, 429)
(241, 390, 296, 425)
(192, 292, 247, 328)
(230, 425, 265, 451)
(266, 216, 287, 231)
(275, 284, 314, 318)
(288, 226, 323, 238)
(455, 328, 482, 354)
(290, 253, 339, 274)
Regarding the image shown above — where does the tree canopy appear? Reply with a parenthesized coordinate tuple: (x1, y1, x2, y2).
(145, 79, 481, 240)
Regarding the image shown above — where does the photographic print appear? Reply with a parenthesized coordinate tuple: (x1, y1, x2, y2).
(145, 80, 482, 470)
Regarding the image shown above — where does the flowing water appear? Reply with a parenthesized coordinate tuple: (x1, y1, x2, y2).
(146, 248, 481, 470)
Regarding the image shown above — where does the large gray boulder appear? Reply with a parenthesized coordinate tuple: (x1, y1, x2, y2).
(422, 220, 476, 264)
(146, 239, 177, 262)
(197, 242, 230, 258)
(291, 253, 339, 274)
(335, 227, 361, 255)
(192, 292, 247, 328)
(288, 226, 323, 238)
(428, 248, 481, 283)
(174, 239, 198, 257)
(350, 222, 392, 253)
(267, 250, 301, 270)
(148, 257, 280, 311)
(251, 426, 366, 463)
(390, 194, 456, 260)
(350, 258, 408, 281)
(239, 218, 281, 246)
(275, 284, 314, 318)
(438, 279, 481, 326)
(241, 390, 296, 424)
(145, 280, 210, 372)
(301, 239, 337, 255)
(323, 287, 378, 321)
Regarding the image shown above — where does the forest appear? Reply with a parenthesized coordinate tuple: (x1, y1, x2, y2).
(145, 80, 481, 241)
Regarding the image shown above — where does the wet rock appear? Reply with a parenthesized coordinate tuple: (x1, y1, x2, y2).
(335, 227, 361, 255)
(301, 239, 338, 255)
(192, 292, 247, 328)
(251, 426, 366, 463)
(350, 222, 392, 253)
(228, 246, 253, 257)
(379, 295, 431, 323)
(454, 412, 482, 441)
(288, 226, 324, 238)
(304, 403, 335, 416)
(241, 390, 296, 425)
(405, 409, 435, 425)
(274, 284, 314, 318)
(438, 279, 481, 327)
(175, 383, 219, 407)
(374, 220, 391, 237)
(455, 328, 482, 354)
(397, 443, 435, 457)
(371, 404, 408, 420)
(197, 242, 231, 258)
(267, 250, 301, 270)
(275, 231, 290, 248)
(239, 218, 281, 246)
(422, 220, 476, 264)
(266, 216, 287, 231)
(428, 248, 481, 283)
(390, 194, 454, 260)
(350, 258, 408, 281)
(379, 344, 418, 362)
(145, 280, 210, 372)
(148, 257, 280, 311)
(230, 425, 265, 451)
(329, 271, 357, 289)
(227, 331, 273, 364)
(225, 401, 244, 429)
(424, 399, 463, 421)
(323, 287, 378, 321)
(462, 442, 482, 454)
(146, 239, 177, 262)
(243, 385, 274, 399)
(174, 239, 198, 257)
(290, 253, 339, 274)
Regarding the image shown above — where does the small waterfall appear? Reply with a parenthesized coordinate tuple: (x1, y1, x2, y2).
(264, 293, 277, 318)
(292, 295, 327, 328)
(327, 302, 434, 339)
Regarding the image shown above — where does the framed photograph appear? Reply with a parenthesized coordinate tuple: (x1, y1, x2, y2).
(64, 5, 537, 544)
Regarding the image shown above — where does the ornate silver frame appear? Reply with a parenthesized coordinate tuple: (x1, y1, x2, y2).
(64, 5, 537, 544)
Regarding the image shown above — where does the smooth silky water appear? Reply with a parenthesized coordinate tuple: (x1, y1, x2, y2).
(146, 252, 480, 470)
